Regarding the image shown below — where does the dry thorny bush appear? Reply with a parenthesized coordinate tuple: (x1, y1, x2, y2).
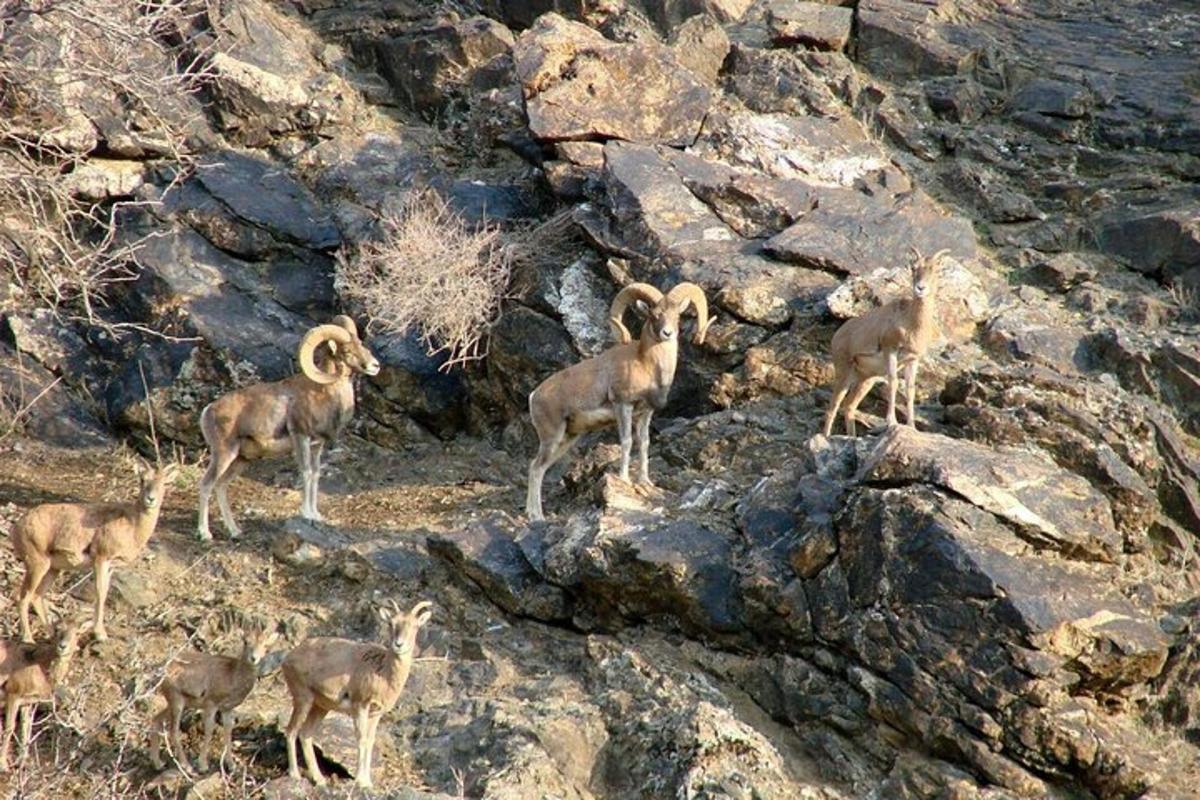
(337, 189, 580, 369)
(0, 0, 216, 330)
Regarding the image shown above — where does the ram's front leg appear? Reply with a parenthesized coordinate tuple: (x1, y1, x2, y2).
(635, 411, 655, 487)
(616, 403, 634, 482)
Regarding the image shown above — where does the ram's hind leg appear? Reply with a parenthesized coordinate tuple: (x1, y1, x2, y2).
(199, 444, 240, 541)
(527, 423, 578, 522)
(214, 459, 244, 540)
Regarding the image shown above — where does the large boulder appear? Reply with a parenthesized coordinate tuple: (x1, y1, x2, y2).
(427, 515, 571, 622)
(854, 0, 977, 80)
(0, 2, 214, 156)
(207, 0, 357, 144)
(764, 186, 978, 275)
(858, 426, 1123, 561)
(0, 341, 109, 447)
(1095, 202, 1200, 284)
(166, 150, 341, 260)
(520, 510, 746, 638)
(513, 14, 714, 145)
(602, 141, 737, 260)
(376, 16, 516, 114)
(765, 1, 854, 51)
(691, 112, 892, 187)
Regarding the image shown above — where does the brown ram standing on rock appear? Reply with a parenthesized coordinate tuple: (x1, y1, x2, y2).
(525, 282, 712, 521)
(196, 316, 380, 541)
(823, 249, 949, 437)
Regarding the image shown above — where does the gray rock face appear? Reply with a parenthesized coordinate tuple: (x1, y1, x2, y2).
(0, 342, 109, 447)
(376, 16, 515, 113)
(513, 14, 715, 145)
(764, 186, 977, 275)
(185, 151, 341, 256)
(427, 516, 570, 622)
(854, 0, 977, 80)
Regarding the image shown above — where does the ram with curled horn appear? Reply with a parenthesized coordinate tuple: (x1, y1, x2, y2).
(196, 315, 380, 541)
(525, 280, 713, 521)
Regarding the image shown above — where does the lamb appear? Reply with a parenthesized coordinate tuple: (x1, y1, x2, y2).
(281, 599, 432, 788)
(822, 249, 950, 437)
(196, 315, 380, 541)
(0, 622, 85, 772)
(149, 621, 279, 774)
(11, 461, 177, 643)
(525, 281, 712, 521)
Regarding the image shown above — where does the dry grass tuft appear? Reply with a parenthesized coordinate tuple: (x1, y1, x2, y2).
(336, 190, 578, 369)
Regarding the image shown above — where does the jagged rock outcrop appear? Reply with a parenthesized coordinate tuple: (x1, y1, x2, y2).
(513, 13, 715, 145)
(3, 0, 1200, 796)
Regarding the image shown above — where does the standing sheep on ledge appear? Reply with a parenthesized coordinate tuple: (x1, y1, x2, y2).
(823, 249, 949, 437)
(196, 316, 380, 541)
(11, 462, 176, 643)
(525, 281, 712, 521)
(281, 600, 433, 788)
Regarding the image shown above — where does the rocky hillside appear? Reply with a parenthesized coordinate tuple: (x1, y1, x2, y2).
(1, 0, 1199, 798)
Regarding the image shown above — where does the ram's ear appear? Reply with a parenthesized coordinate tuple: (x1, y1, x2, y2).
(327, 339, 339, 356)
(634, 300, 650, 316)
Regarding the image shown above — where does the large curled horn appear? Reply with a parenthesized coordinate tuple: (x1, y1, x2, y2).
(665, 282, 712, 345)
(331, 314, 359, 339)
(929, 248, 952, 264)
(608, 283, 664, 344)
(298, 324, 353, 385)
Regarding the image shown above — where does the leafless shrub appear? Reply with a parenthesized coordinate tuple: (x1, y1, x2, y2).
(0, 0, 217, 329)
(336, 190, 579, 369)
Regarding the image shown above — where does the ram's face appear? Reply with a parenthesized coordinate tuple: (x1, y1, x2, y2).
(342, 339, 381, 377)
(645, 301, 682, 343)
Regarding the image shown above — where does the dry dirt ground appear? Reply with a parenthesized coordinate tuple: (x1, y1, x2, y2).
(0, 433, 837, 799)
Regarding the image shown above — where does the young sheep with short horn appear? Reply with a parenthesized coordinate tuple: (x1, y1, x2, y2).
(525, 281, 712, 521)
(149, 621, 279, 774)
(823, 249, 950, 437)
(281, 600, 432, 788)
(196, 315, 380, 541)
